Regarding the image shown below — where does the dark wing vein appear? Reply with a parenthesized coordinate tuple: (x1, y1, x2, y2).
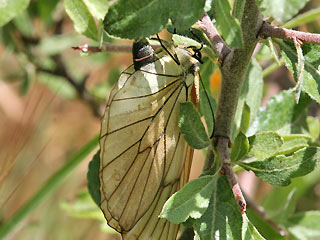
(113, 78, 181, 101)
(100, 81, 183, 171)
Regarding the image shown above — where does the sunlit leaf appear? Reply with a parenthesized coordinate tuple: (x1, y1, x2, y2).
(279, 40, 320, 104)
(239, 147, 320, 186)
(161, 175, 216, 223)
(214, 0, 243, 48)
(64, 0, 98, 40)
(248, 131, 283, 159)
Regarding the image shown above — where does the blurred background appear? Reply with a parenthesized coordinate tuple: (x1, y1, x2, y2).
(0, 1, 320, 240)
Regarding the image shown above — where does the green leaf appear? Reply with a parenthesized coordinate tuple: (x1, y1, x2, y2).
(12, 10, 33, 37)
(214, 0, 243, 48)
(83, 0, 109, 20)
(169, 0, 205, 30)
(160, 175, 216, 223)
(104, 0, 205, 39)
(233, 0, 246, 23)
(267, 38, 281, 66)
(38, 72, 77, 99)
(87, 151, 101, 206)
(242, 215, 266, 240)
(283, 7, 320, 29)
(279, 40, 320, 104)
(239, 147, 320, 186)
(38, 35, 82, 56)
(61, 189, 104, 220)
(233, 59, 263, 139)
(193, 176, 264, 239)
(257, 0, 309, 24)
(275, 134, 310, 156)
(261, 188, 297, 224)
(199, 57, 215, 91)
(37, 0, 60, 23)
(248, 131, 284, 159)
(247, 90, 312, 135)
(179, 102, 210, 149)
(293, 38, 305, 103)
(231, 131, 249, 162)
(200, 91, 216, 137)
(306, 116, 320, 140)
(246, 208, 285, 240)
(286, 211, 320, 240)
(199, 62, 217, 137)
(0, 0, 31, 27)
(240, 103, 251, 134)
(64, 0, 98, 40)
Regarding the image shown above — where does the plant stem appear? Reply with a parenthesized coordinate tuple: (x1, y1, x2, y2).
(260, 21, 320, 44)
(203, 0, 263, 213)
(0, 135, 99, 240)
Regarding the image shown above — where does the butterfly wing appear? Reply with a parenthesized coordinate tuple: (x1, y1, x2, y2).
(99, 47, 196, 240)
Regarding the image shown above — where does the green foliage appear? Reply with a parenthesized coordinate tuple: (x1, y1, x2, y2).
(199, 59, 217, 136)
(0, 0, 31, 27)
(192, 176, 264, 240)
(214, 0, 243, 48)
(233, 59, 263, 139)
(257, 0, 309, 23)
(231, 132, 250, 162)
(179, 102, 210, 149)
(83, 0, 108, 20)
(87, 151, 101, 206)
(64, 0, 98, 40)
(1, 0, 320, 240)
(239, 147, 320, 186)
(248, 90, 312, 135)
(286, 211, 320, 240)
(104, 0, 205, 39)
(38, 72, 77, 99)
(248, 131, 283, 159)
(161, 175, 216, 223)
(61, 189, 104, 220)
(280, 40, 320, 105)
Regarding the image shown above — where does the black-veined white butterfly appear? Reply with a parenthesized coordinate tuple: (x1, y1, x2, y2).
(99, 37, 201, 240)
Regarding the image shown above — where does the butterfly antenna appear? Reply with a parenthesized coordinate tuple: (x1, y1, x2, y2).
(199, 73, 215, 138)
(156, 34, 180, 65)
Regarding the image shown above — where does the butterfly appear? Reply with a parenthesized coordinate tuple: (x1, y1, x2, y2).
(99, 37, 201, 240)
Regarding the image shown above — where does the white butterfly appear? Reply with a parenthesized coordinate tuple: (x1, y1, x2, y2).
(99, 38, 201, 240)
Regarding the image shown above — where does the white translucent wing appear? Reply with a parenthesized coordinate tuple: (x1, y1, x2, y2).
(99, 50, 195, 240)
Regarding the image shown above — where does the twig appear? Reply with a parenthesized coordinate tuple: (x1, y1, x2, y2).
(245, 194, 289, 237)
(196, 13, 231, 62)
(38, 55, 102, 117)
(204, 0, 263, 214)
(215, 137, 246, 213)
(259, 21, 320, 44)
(72, 42, 161, 53)
(72, 43, 133, 53)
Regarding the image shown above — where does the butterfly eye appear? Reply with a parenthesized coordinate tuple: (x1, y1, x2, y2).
(193, 51, 203, 63)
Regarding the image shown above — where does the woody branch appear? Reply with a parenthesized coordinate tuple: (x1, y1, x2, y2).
(259, 21, 320, 44)
(197, 0, 263, 215)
